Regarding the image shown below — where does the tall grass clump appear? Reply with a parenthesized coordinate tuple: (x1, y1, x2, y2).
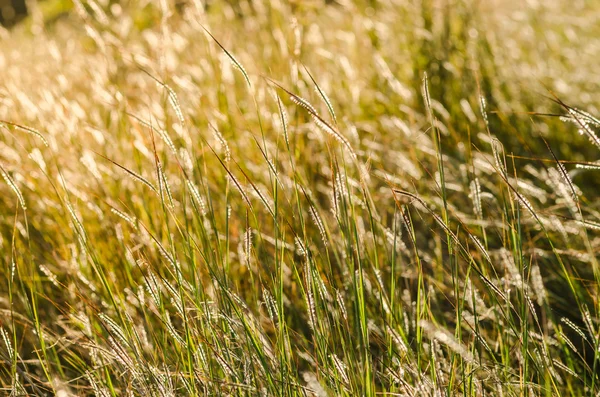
(0, 0, 599, 395)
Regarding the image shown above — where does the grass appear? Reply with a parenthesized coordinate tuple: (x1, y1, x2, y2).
(0, 0, 599, 395)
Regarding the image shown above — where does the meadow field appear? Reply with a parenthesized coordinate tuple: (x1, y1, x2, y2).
(0, 0, 599, 395)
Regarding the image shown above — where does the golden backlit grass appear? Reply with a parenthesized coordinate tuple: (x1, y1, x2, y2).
(0, 0, 599, 395)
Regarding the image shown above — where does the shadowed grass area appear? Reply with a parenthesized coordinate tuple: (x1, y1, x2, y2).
(0, 0, 599, 395)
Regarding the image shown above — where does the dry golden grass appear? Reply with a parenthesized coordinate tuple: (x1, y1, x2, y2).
(0, 0, 599, 395)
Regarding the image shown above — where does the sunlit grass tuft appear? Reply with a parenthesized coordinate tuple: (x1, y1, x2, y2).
(0, 0, 599, 396)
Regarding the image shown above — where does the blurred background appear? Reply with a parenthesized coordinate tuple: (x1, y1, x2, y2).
(0, 0, 27, 26)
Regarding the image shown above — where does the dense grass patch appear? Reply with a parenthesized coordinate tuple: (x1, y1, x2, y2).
(0, 0, 599, 395)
